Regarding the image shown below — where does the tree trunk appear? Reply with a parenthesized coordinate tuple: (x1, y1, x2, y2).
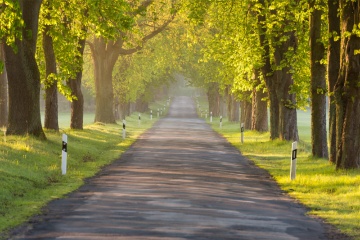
(92, 37, 117, 124)
(310, 2, 328, 158)
(327, 0, 340, 163)
(241, 97, 252, 129)
(68, 38, 86, 129)
(3, 0, 45, 138)
(274, 30, 299, 141)
(43, 26, 59, 131)
(251, 87, 268, 132)
(0, 48, 8, 128)
(334, 0, 360, 169)
(207, 83, 220, 117)
(231, 96, 240, 122)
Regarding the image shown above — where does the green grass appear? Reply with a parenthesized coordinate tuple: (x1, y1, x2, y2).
(206, 114, 360, 239)
(0, 101, 167, 239)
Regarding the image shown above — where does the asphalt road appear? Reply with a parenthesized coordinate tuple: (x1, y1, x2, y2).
(12, 96, 334, 239)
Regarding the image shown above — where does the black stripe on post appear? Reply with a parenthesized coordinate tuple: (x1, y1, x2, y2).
(62, 141, 67, 152)
(292, 149, 297, 160)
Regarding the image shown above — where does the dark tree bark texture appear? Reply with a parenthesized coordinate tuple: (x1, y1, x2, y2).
(327, 0, 340, 163)
(310, 3, 328, 158)
(3, 0, 45, 138)
(251, 87, 268, 132)
(68, 38, 86, 129)
(207, 83, 220, 117)
(334, 0, 360, 169)
(0, 48, 8, 127)
(43, 26, 59, 131)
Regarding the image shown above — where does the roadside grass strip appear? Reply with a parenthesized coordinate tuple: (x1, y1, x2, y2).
(209, 117, 360, 240)
(0, 101, 167, 238)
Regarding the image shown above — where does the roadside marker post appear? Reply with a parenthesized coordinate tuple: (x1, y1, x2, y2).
(61, 134, 68, 175)
(150, 110, 152, 120)
(157, 109, 159, 118)
(210, 112, 212, 123)
(241, 123, 244, 143)
(220, 116, 223, 128)
(138, 114, 141, 125)
(122, 119, 126, 139)
(290, 141, 297, 180)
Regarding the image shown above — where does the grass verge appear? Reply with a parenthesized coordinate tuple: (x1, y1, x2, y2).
(0, 103, 165, 238)
(207, 116, 360, 240)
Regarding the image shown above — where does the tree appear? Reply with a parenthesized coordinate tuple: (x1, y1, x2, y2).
(309, 0, 328, 158)
(334, 0, 360, 169)
(87, 0, 176, 123)
(2, 0, 45, 138)
(327, 0, 340, 163)
(0, 46, 7, 128)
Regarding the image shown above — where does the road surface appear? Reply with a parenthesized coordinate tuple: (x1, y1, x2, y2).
(13, 96, 337, 239)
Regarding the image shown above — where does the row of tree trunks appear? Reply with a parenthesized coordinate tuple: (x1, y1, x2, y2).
(334, 0, 360, 169)
(3, 0, 45, 138)
(327, 0, 340, 164)
(0, 47, 8, 128)
(251, 89, 268, 132)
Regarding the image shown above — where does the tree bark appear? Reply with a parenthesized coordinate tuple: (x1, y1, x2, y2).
(334, 0, 360, 169)
(207, 82, 220, 117)
(310, 2, 328, 158)
(0, 47, 8, 128)
(231, 96, 240, 122)
(3, 0, 45, 138)
(135, 95, 149, 112)
(91, 37, 118, 123)
(327, 0, 340, 163)
(43, 25, 59, 131)
(68, 38, 86, 129)
(251, 88, 268, 132)
(241, 100, 252, 129)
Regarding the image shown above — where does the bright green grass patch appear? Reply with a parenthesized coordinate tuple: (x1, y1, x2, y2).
(0, 104, 164, 238)
(208, 116, 360, 240)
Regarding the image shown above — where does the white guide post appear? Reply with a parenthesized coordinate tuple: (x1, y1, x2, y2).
(290, 141, 297, 180)
(210, 112, 213, 123)
(157, 109, 160, 118)
(240, 123, 244, 143)
(138, 114, 141, 125)
(122, 119, 126, 139)
(220, 116, 223, 128)
(150, 110, 153, 120)
(61, 134, 68, 175)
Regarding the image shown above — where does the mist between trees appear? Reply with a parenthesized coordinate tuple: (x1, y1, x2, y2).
(0, 0, 359, 169)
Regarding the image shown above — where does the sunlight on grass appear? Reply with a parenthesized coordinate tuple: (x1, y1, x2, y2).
(206, 114, 360, 240)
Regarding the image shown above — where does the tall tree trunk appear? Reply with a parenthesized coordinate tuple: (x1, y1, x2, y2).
(0, 47, 8, 128)
(251, 89, 268, 132)
(231, 96, 240, 122)
(241, 101, 252, 129)
(3, 0, 45, 138)
(334, 0, 360, 169)
(327, 0, 340, 163)
(68, 38, 86, 129)
(257, 6, 279, 139)
(135, 95, 149, 112)
(207, 83, 220, 117)
(310, 2, 328, 158)
(92, 37, 118, 124)
(43, 26, 59, 131)
(274, 30, 299, 141)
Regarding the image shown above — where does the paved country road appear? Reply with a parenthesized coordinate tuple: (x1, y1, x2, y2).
(12, 96, 344, 239)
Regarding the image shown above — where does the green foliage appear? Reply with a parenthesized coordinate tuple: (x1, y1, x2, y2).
(0, 0, 23, 49)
